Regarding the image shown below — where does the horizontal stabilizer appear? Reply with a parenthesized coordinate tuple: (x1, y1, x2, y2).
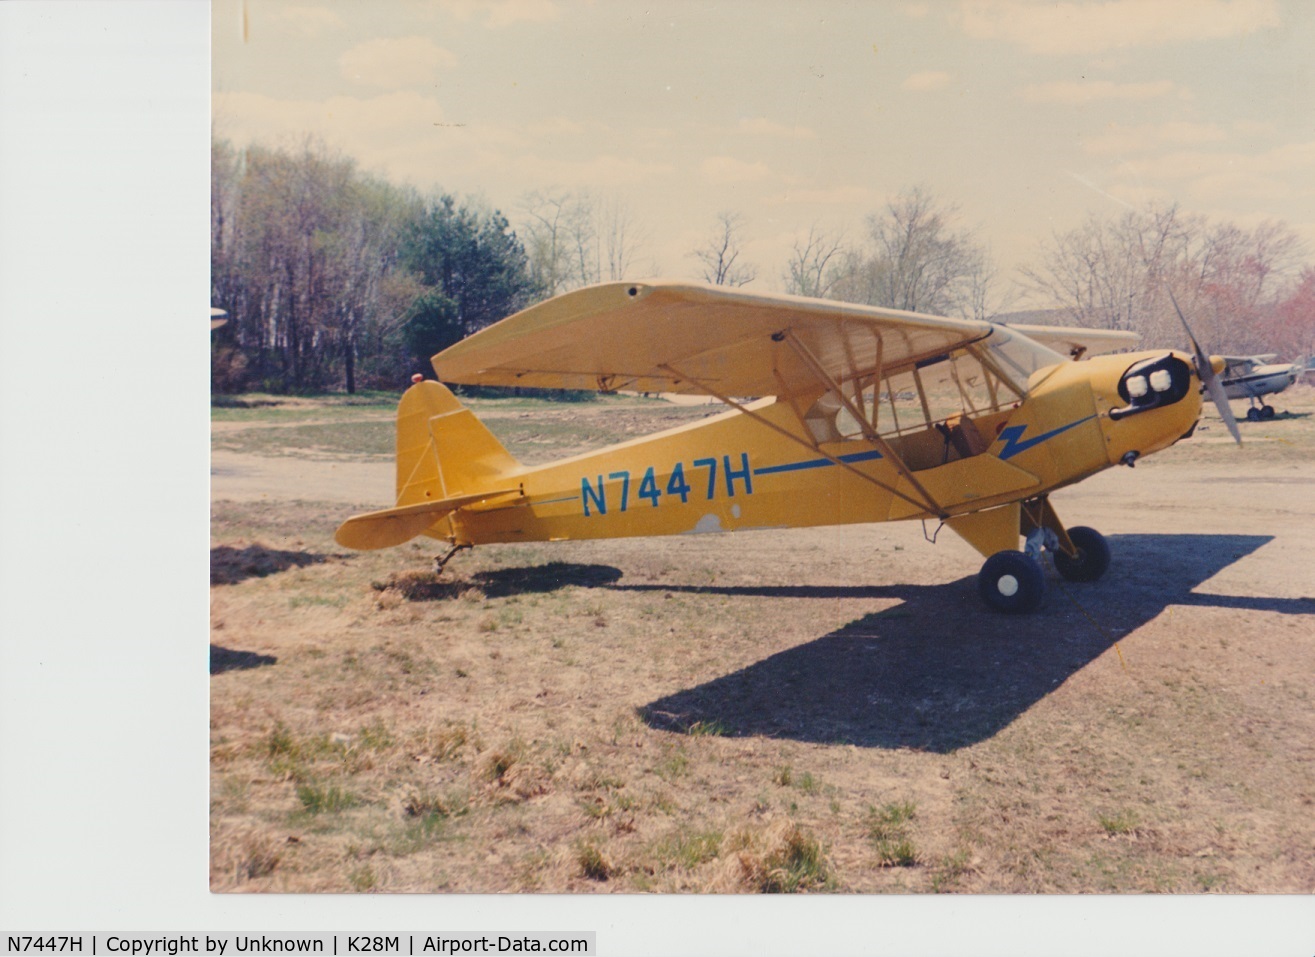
(335, 489, 519, 550)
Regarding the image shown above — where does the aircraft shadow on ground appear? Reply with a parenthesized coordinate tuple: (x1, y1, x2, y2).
(393, 562, 624, 601)
(1253, 410, 1310, 421)
(210, 644, 277, 675)
(636, 534, 1311, 752)
(472, 562, 622, 597)
(210, 544, 328, 586)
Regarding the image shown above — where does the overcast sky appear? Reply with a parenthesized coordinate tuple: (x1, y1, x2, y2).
(213, 0, 1315, 304)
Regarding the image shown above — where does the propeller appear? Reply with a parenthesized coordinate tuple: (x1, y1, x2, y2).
(1165, 286, 1241, 445)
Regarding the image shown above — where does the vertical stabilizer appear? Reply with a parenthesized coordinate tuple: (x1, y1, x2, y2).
(394, 381, 522, 507)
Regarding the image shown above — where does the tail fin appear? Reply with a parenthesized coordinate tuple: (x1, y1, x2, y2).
(395, 380, 522, 506)
(334, 381, 522, 550)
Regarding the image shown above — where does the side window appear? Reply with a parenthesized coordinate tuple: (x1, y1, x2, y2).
(801, 347, 1020, 444)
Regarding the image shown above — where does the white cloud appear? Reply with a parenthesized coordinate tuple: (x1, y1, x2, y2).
(436, 0, 562, 28)
(1021, 79, 1181, 104)
(510, 153, 674, 186)
(1090, 141, 1315, 209)
(957, 0, 1280, 56)
(1120, 141, 1315, 183)
(902, 70, 953, 91)
(763, 185, 879, 206)
(526, 116, 586, 137)
(700, 156, 776, 185)
(213, 90, 450, 149)
(1083, 121, 1227, 154)
(339, 37, 458, 88)
(266, 5, 344, 36)
(1100, 181, 1174, 209)
(736, 117, 817, 139)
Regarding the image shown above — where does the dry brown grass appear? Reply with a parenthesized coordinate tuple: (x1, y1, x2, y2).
(210, 386, 1315, 893)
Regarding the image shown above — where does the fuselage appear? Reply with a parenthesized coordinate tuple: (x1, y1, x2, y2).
(442, 349, 1203, 547)
(1223, 361, 1302, 401)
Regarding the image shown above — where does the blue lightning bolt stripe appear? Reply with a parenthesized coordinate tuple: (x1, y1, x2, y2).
(996, 415, 1099, 460)
(753, 448, 884, 476)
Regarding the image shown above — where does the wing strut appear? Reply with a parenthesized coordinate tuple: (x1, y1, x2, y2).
(779, 331, 945, 518)
(657, 362, 944, 518)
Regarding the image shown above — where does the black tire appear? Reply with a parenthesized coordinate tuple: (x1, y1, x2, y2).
(1260, 404, 1276, 420)
(1053, 525, 1111, 583)
(978, 550, 1045, 613)
(1246, 407, 1262, 422)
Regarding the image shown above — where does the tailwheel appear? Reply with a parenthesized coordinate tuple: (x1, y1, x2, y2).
(978, 550, 1046, 614)
(1052, 525, 1111, 583)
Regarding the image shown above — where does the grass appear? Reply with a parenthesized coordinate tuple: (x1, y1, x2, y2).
(741, 823, 830, 893)
(575, 840, 613, 881)
(653, 827, 723, 870)
(295, 783, 361, 815)
(211, 388, 1315, 893)
(213, 391, 715, 464)
(1097, 809, 1142, 836)
(868, 801, 919, 867)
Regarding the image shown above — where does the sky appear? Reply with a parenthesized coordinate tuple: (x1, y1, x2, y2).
(213, 0, 1315, 306)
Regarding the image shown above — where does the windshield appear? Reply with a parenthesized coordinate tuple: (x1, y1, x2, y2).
(981, 326, 1067, 394)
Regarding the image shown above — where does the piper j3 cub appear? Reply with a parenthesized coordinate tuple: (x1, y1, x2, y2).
(336, 280, 1239, 613)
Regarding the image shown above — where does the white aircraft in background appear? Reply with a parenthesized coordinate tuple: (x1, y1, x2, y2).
(1219, 354, 1305, 420)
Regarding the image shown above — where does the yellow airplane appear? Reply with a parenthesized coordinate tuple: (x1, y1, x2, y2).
(336, 280, 1238, 612)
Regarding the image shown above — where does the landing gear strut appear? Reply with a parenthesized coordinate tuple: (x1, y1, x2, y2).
(969, 498, 1111, 613)
(433, 542, 470, 574)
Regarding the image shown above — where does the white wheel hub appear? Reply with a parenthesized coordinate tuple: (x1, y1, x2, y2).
(997, 574, 1019, 597)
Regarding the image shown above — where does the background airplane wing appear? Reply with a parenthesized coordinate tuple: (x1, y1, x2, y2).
(1003, 323, 1139, 360)
(431, 280, 994, 398)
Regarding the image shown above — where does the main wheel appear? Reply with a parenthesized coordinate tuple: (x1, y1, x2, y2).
(978, 550, 1045, 613)
(1260, 404, 1276, 419)
(1246, 406, 1262, 422)
(1053, 525, 1111, 582)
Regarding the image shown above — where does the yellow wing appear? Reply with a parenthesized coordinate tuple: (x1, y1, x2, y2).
(432, 280, 995, 398)
(1005, 323, 1139, 360)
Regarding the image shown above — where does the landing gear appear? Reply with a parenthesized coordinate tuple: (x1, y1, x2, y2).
(1246, 400, 1276, 421)
(433, 542, 470, 574)
(1052, 526, 1111, 583)
(978, 550, 1046, 614)
(959, 498, 1112, 613)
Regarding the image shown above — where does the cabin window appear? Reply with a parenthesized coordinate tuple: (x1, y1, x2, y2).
(802, 346, 1025, 468)
(814, 347, 1019, 439)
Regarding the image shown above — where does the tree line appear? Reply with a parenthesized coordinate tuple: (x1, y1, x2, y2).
(211, 138, 539, 393)
(776, 188, 1313, 359)
(212, 137, 1314, 394)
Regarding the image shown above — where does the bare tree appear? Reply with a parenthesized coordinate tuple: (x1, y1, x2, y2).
(783, 224, 847, 298)
(599, 195, 647, 281)
(1019, 201, 1307, 353)
(521, 189, 597, 295)
(689, 211, 757, 287)
(826, 187, 989, 318)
